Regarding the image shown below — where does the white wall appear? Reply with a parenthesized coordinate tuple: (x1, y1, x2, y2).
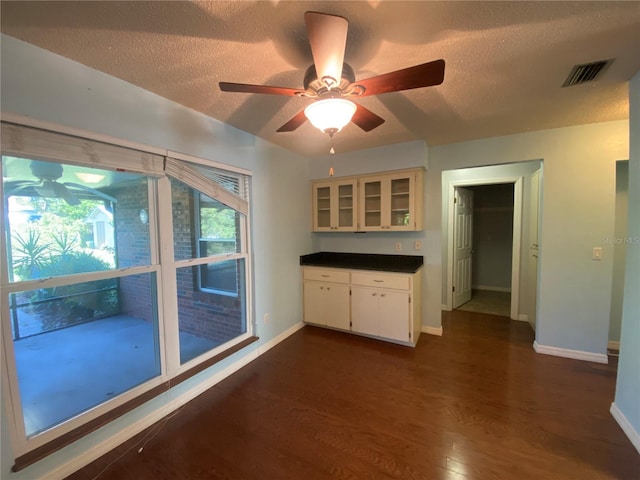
(1, 35, 312, 479)
(430, 122, 628, 358)
(612, 70, 640, 453)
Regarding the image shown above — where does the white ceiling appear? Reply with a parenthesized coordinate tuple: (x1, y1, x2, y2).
(2, 1, 639, 157)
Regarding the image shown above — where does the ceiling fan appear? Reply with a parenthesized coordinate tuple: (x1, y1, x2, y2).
(5, 161, 117, 206)
(220, 11, 445, 138)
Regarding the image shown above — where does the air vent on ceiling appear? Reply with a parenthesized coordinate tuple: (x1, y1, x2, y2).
(562, 59, 613, 87)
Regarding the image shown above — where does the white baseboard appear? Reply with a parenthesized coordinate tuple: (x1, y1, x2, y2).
(473, 285, 511, 293)
(533, 341, 608, 364)
(610, 402, 640, 454)
(258, 321, 305, 355)
(44, 323, 306, 480)
(607, 341, 620, 351)
(516, 314, 528, 322)
(422, 325, 443, 336)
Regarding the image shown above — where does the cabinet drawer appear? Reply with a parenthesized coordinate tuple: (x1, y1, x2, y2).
(351, 271, 409, 290)
(303, 267, 350, 284)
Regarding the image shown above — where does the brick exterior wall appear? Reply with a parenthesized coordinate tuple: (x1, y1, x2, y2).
(171, 180, 246, 346)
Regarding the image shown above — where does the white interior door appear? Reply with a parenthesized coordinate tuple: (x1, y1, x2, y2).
(453, 187, 474, 308)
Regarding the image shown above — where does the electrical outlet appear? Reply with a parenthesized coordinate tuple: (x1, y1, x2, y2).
(263, 313, 270, 324)
(414, 240, 422, 250)
(395, 242, 402, 253)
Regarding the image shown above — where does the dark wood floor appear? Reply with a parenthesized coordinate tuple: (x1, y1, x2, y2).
(67, 310, 640, 480)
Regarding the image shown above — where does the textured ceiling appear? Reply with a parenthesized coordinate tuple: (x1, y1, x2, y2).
(2, 1, 640, 157)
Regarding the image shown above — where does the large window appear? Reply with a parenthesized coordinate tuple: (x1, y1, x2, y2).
(2, 156, 160, 438)
(169, 166, 249, 365)
(1, 122, 253, 469)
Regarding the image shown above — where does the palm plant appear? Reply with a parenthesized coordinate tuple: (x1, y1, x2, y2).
(12, 229, 49, 280)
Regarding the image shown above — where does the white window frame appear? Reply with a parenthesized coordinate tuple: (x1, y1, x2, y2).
(0, 116, 254, 463)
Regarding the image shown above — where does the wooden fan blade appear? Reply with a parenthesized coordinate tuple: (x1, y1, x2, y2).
(355, 59, 445, 97)
(219, 82, 303, 96)
(277, 109, 308, 132)
(304, 11, 348, 88)
(351, 103, 385, 132)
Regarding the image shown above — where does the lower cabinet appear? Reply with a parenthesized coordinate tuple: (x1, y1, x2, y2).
(303, 268, 350, 330)
(351, 287, 409, 342)
(302, 266, 422, 346)
(303, 281, 350, 330)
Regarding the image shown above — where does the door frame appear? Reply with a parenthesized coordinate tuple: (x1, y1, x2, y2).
(445, 176, 524, 319)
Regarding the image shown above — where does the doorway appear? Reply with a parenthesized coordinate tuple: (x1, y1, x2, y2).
(445, 176, 523, 320)
(455, 183, 515, 317)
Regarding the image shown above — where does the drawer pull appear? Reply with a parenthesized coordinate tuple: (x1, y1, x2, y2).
(373, 279, 384, 283)
(321, 274, 330, 278)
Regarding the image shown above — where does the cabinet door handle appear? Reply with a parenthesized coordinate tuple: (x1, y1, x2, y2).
(327, 287, 331, 291)
(372, 293, 377, 296)
(380, 293, 386, 297)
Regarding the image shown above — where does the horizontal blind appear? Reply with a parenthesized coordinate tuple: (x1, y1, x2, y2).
(165, 157, 249, 215)
(1, 122, 164, 176)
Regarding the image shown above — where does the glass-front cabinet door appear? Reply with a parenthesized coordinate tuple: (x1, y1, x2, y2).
(313, 184, 332, 230)
(358, 170, 422, 231)
(390, 176, 412, 228)
(337, 183, 356, 229)
(361, 178, 383, 229)
(312, 179, 357, 231)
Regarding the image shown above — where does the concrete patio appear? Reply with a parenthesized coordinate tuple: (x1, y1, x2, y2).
(13, 315, 217, 436)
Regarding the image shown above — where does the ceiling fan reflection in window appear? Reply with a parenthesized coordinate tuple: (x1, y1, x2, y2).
(219, 11, 445, 138)
(5, 161, 117, 206)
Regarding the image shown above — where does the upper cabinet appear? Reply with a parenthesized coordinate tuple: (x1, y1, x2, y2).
(359, 170, 423, 231)
(312, 178, 358, 231)
(312, 168, 423, 232)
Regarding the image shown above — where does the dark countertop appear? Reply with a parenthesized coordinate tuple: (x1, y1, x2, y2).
(300, 252, 423, 274)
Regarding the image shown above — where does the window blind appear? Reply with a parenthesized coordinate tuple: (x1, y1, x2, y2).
(1, 122, 164, 176)
(165, 157, 249, 215)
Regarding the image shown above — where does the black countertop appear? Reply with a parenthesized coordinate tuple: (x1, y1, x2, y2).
(300, 252, 423, 274)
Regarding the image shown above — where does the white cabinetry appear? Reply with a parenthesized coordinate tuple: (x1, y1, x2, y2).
(359, 169, 423, 231)
(303, 268, 350, 330)
(351, 271, 418, 344)
(302, 266, 422, 346)
(311, 168, 423, 232)
(312, 178, 358, 232)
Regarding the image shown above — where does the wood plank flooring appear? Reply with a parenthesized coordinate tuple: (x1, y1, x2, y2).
(66, 310, 640, 480)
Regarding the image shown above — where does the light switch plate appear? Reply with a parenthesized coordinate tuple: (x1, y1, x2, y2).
(592, 247, 602, 260)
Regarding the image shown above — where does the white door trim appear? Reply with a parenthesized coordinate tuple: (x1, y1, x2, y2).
(445, 176, 524, 320)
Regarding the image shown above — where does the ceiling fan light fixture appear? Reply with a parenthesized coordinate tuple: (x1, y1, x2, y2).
(304, 98, 356, 135)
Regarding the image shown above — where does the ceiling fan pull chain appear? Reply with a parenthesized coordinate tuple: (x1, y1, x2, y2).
(329, 139, 335, 176)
